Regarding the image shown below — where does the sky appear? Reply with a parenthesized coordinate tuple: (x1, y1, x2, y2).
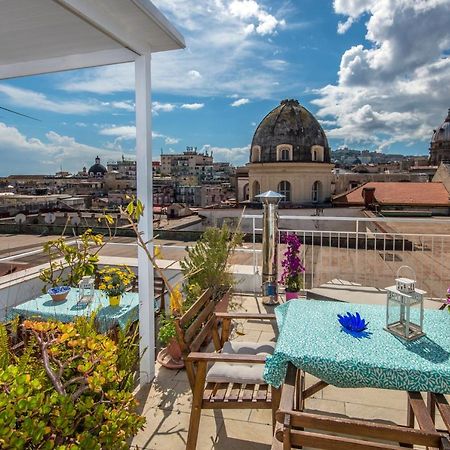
(0, 0, 449, 175)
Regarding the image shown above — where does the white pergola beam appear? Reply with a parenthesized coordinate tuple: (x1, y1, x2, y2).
(55, 0, 185, 53)
(135, 52, 155, 385)
(0, 48, 135, 80)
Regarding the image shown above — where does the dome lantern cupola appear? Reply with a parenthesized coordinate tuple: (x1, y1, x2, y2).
(88, 155, 107, 177)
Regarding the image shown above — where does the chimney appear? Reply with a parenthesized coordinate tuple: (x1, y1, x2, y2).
(362, 186, 376, 208)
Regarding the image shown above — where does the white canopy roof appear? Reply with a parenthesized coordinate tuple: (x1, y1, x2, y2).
(0, 0, 185, 79)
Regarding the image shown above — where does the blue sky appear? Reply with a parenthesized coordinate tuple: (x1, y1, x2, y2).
(0, 0, 449, 175)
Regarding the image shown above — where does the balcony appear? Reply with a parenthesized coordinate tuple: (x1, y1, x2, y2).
(1, 211, 449, 448)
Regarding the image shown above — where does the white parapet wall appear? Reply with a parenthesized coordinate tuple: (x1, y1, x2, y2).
(0, 256, 260, 320)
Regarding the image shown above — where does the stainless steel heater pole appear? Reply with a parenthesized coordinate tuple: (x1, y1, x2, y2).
(256, 191, 284, 305)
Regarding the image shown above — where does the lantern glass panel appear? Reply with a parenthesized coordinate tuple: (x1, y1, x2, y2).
(78, 276, 95, 304)
(385, 285, 425, 341)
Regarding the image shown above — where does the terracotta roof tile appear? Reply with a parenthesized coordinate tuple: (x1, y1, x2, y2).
(334, 182, 450, 207)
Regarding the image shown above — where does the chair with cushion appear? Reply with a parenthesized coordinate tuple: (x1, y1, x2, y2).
(175, 287, 279, 449)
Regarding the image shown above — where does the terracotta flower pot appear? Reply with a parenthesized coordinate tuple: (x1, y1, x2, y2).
(156, 339, 185, 370)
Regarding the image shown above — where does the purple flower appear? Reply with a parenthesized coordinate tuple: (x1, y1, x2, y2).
(279, 233, 305, 292)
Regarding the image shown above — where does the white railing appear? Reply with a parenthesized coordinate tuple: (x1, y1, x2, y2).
(244, 213, 450, 300)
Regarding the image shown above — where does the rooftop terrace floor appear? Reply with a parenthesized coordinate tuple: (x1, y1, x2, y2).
(130, 294, 448, 450)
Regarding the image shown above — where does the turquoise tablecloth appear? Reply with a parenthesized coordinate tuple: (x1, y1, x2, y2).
(263, 299, 450, 393)
(7, 289, 139, 333)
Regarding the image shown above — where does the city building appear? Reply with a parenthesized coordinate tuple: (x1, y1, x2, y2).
(248, 99, 334, 205)
(429, 108, 450, 165)
(160, 147, 213, 180)
(333, 181, 450, 215)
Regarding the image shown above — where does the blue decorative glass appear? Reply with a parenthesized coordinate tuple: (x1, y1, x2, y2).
(337, 312, 369, 332)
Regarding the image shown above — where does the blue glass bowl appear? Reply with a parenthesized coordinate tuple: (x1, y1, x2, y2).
(337, 311, 368, 332)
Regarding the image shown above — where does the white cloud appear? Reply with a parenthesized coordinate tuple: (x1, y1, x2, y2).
(110, 100, 135, 111)
(152, 101, 176, 113)
(0, 84, 101, 114)
(188, 70, 202, 80)
(0, 122, 123, 175)
(337, 17, 354, 34)
(99, 125, 179, 146)
(201, 144, 249, 166)
(229, 0, 285, 35)
(231, 98, 250, 107)
(99, 126, 136, 140)
(181, 103, 205, 110)
(313, 0, 450, 151)
(164, 136, 180, 145)
(59, 0, 289, 98)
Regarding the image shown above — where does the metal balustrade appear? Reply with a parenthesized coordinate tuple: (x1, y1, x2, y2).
(244, 214, 450, 301)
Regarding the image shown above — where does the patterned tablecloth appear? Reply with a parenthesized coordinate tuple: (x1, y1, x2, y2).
(263, 299, 450, 393)
(7, 289, 139, 333)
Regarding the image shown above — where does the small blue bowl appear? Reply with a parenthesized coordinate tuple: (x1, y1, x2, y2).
(48, 286, 71, 301)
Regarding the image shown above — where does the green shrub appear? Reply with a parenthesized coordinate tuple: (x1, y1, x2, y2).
(0, 317, 145, 449)
(180, 224, 242, 300)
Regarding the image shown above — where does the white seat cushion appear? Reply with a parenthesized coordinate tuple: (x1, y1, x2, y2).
(205, 341, 276, 384)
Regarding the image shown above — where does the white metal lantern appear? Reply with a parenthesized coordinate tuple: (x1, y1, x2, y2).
(78, 276, 95, 304)
(385, 266, 426, 341)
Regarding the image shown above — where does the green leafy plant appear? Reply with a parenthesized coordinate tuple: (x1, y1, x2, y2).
(39, 229, 104, 290)
(180, 224, 243, 300)
(157, 316, 177, 346)
(0, 317, 145, 449)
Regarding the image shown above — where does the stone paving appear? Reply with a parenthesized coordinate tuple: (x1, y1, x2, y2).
(130, 294, 448, 449)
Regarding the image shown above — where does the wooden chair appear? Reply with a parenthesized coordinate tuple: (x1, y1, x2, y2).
(175, 287, 280, 449)
(273, 363, 450, 450)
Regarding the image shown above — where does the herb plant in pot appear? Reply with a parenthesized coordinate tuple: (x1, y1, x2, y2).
(280, 234, 305, 301)
(156, 287, 184, 369)
(98, 265, 135, 306)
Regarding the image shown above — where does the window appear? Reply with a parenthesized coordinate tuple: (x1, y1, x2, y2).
(277, 145, 292, 161)
(312, 181, 322, 203)
(243, 183, 249, 201)
(311, 145, 324, 162)
(278, 180, 291, 202)
(251, 146, 261, 162)
(252, 180, 260, 200)
(281, 148, 290, 161)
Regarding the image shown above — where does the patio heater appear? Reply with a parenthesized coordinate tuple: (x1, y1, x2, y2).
(256, 191, 284, 305)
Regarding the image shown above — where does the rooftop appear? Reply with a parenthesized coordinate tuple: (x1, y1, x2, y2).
(334, 181, 450, 207)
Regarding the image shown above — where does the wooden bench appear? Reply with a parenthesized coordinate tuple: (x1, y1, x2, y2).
(175, 287, 280, 449)
(273, 364, 450, 450)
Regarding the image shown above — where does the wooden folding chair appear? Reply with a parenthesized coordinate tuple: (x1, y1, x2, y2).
(175, 287, 280, 449)
(273, 363, 450, 450)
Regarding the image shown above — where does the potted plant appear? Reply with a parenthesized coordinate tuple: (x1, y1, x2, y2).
(156, 286, 185, 369)
(98, 265, 135, 306)
(280, 233, 305, 300)
(180, 223, 243, 312)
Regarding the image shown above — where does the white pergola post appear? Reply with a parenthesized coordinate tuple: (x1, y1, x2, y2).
(135, 52, 155, 385)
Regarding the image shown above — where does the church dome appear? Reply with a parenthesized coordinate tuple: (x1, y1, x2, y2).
(250, 99, 330, 164)
(431, 109, 450, 143)
(88, 156, 107, 176)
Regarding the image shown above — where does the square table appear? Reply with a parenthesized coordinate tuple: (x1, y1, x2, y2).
(264, 299, 450, 394)
(6, 289, 139, 333)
